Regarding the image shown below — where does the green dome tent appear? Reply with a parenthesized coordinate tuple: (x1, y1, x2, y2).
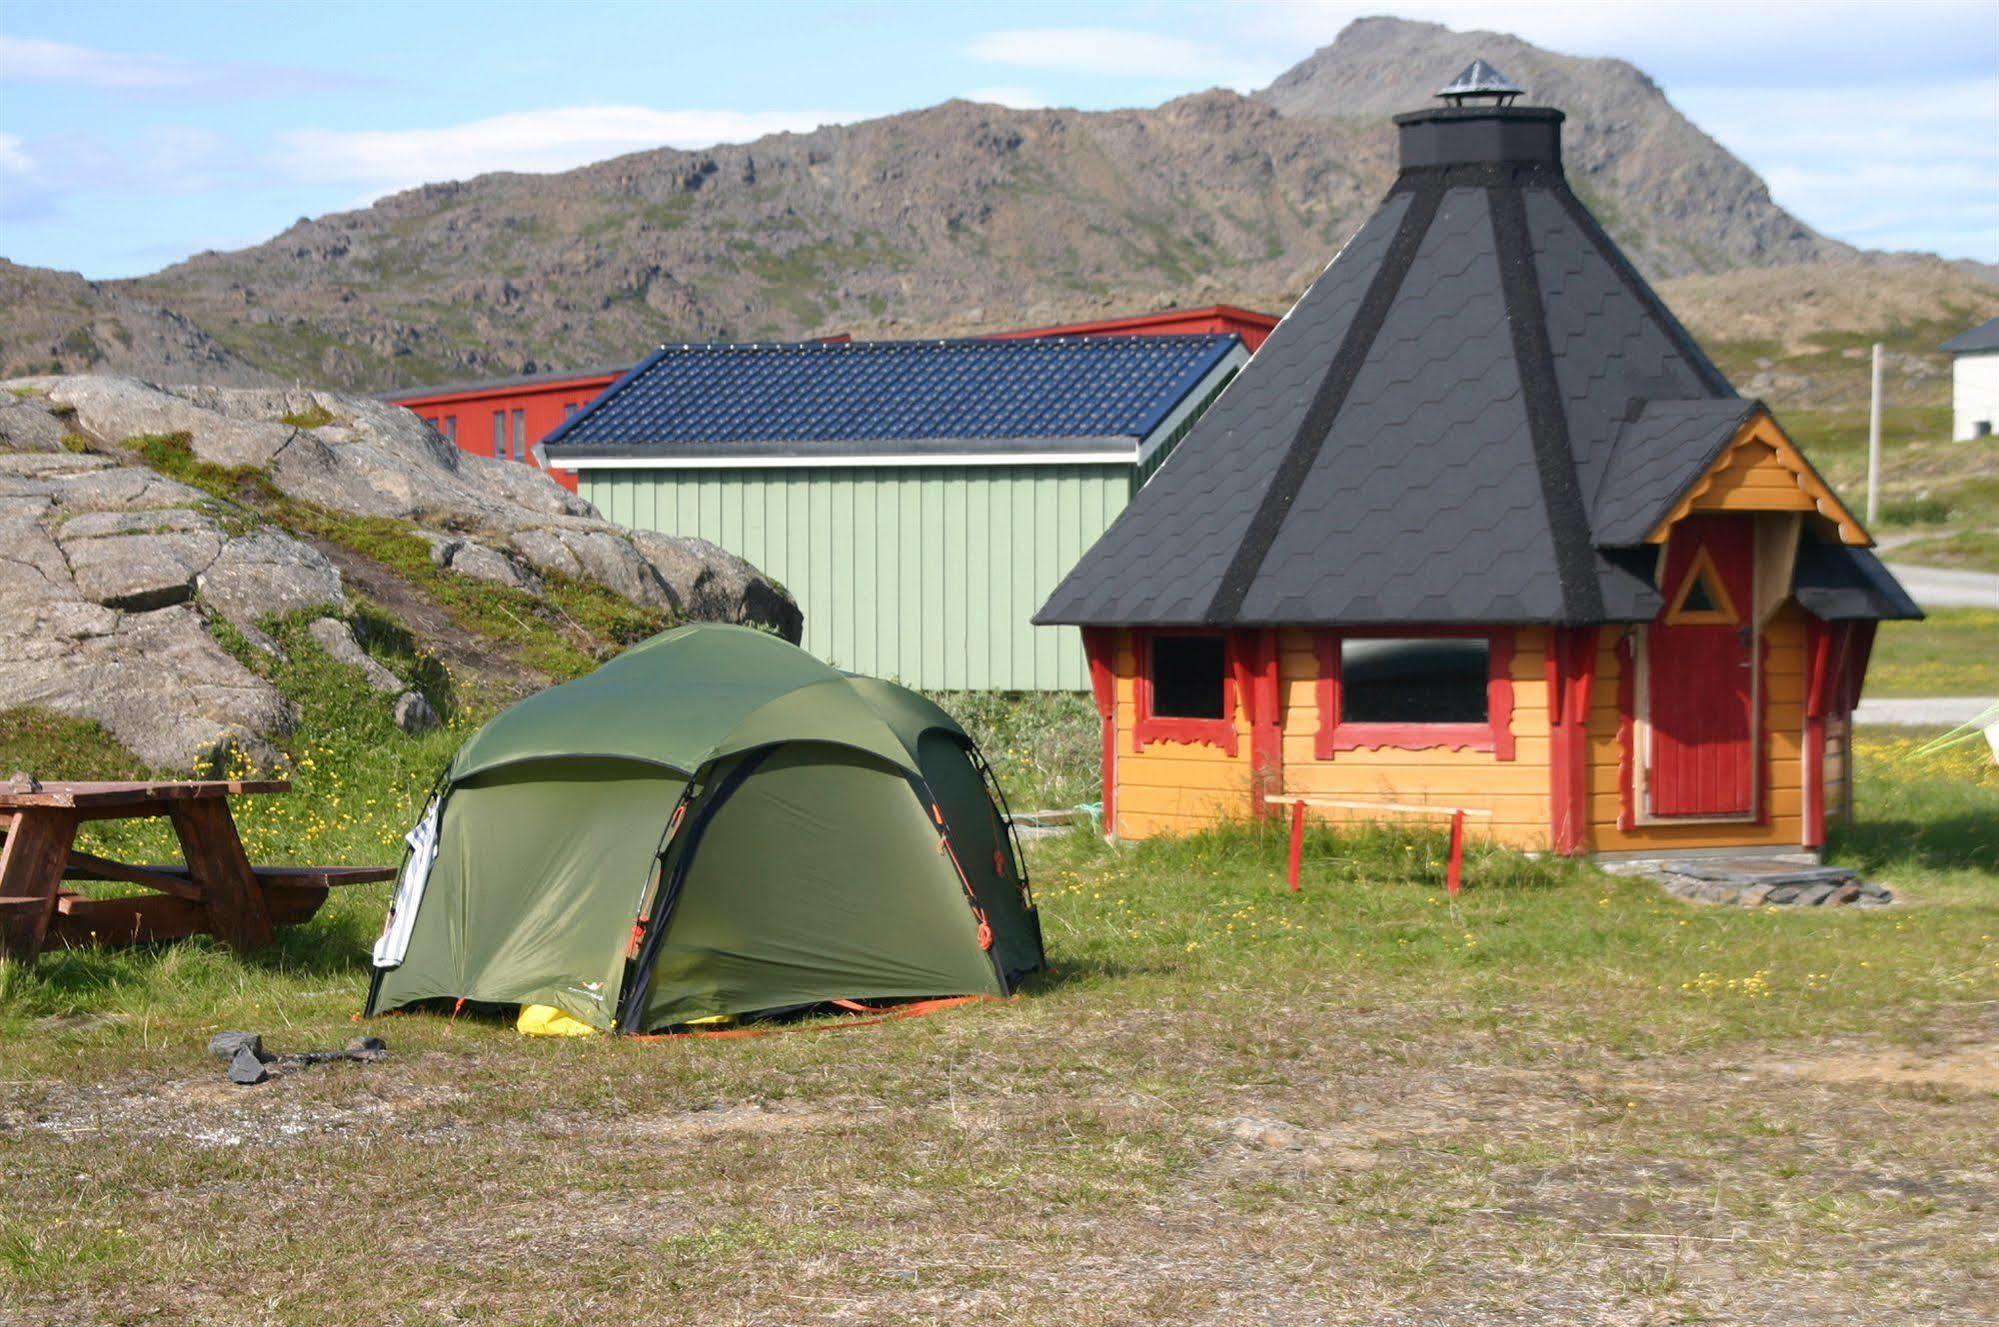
(365, 624, 1043, 1033)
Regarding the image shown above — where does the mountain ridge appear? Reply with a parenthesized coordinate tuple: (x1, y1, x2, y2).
(0, 17, 1987, 402)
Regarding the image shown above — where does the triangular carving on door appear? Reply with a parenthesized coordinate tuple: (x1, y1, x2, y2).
(1664, 544, 1738, 625)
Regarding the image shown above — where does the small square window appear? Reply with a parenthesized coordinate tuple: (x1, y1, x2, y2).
(1133, 630, 1240, 754)
(1151, 635, 1226, 719)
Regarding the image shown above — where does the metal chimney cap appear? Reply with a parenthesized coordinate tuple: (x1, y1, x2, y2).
(1436, 58, 1523, 105)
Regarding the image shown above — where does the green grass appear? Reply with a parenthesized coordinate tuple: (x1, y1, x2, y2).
(277, 403, 339, 430)
(0, 732, 1992, 1323)
(928, 689, 1098, 810)
(0, 708, 152, 781)
(1868, 609, 1999, 697)
(1890, 526, 1999, 574)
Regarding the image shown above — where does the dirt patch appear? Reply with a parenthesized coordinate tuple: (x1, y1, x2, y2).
(1759, 1041, 1999, 1095)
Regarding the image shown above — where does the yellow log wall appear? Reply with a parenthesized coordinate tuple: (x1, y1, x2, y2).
(1109, 628, 1554, 847)
(1110, 633, 1255, 838)
(1271, 627, 1552, 849)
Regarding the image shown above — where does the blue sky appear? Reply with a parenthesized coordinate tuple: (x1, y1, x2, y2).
(2, 0, 1994, 279)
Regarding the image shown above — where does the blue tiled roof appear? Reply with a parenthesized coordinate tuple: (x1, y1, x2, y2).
(541, 334, 1241, 458)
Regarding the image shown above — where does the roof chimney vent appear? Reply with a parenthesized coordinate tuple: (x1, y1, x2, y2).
(1436, 58, 1523, 107)
(1394, 60, 1561, 172)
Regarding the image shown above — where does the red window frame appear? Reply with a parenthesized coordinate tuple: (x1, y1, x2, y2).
(1314, 627, 1515, 760)
(1133, 628, 1240, 756)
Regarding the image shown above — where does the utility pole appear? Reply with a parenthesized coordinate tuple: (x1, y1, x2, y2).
(1867, 342, 1883, 526)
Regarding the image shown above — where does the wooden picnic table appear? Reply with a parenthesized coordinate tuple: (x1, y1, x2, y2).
(0, 780, 394, 963)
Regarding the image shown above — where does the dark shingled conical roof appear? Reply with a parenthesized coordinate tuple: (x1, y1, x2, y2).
(1037, 83, 1910, 629)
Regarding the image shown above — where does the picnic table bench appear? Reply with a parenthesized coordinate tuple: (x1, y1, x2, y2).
(0, 780, 395, 963)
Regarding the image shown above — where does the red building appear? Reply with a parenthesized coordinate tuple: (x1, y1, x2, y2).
(382, 306, 1280, 490)
(384, 365, 627, 492)
(989, 305, 1279, 351)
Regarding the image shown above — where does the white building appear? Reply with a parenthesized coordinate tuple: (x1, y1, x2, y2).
(1942, 316, 1999, 441)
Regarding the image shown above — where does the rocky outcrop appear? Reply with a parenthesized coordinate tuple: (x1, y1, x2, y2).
(0, 378, 800, 769)
(14, 377, 799, 640)
(0, 450, 313, 769)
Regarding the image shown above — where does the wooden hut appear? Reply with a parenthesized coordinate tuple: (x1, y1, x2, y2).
(1035, 63, 1919, 858)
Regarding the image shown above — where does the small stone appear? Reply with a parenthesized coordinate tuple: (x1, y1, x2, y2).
(344, 1035, 389, 1060)
(392, 690, 439, 734)
(307, 617, 402, 693)
(1827, 883, 1862, 906)
(228, 1044, 270, 1085)
(207, 1030, 265, 1062)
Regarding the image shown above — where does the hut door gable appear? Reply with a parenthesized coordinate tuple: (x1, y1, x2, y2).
(1642, 515, 1758, 819)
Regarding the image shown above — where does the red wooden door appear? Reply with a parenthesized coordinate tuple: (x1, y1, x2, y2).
(1647, 516, 1756, 817)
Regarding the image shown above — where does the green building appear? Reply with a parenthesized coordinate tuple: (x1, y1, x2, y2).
(542, 333, 1248, 690)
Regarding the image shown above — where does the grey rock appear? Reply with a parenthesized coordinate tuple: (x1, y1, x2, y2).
(443, 539, 539, 591)
(63, 528, 222, 610)
(44, 376, 296, 469)
(0, 377, 798, 773)
(509, 526, 672, 609)
(632, 529, 803, 642)
(59, 506, 211, 539)
(306, 617, 402, 693)
(392, 690, 439, 734)
(0, 598, 293, 770)
(0, 396, 69, 452)
(207, 1030, 266, 1062)
(197, 528, 343, 629)
(228, 1044, 270, 1085)
(418, 531, 463, 566)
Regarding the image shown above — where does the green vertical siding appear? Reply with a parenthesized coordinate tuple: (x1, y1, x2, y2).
(581, 464, 1133, 691)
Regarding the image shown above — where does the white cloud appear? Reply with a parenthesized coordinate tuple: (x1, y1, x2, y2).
(0, 32, 361, 98)
(964, 27, 1282, 91)
(964, 85, 1051, 110)
(278, 105, 862, 196)
(0, 131, 31, 175)
(0, 130, 55, 222)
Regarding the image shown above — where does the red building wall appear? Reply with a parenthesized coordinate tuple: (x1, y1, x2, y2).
(385, 369, 622, 492)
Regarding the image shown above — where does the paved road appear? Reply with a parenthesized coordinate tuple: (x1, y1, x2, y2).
(1882, 561, 1999, 610)
(1852, 696, 1997, 728)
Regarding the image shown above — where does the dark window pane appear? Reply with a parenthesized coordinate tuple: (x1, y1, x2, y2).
(492, 411, 506, 458)
(512, 409, 527, 461)
(1151, 635, 1226, 719)
(1679, 572, 1717, 613)
(1341, 637, 1488, 724)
